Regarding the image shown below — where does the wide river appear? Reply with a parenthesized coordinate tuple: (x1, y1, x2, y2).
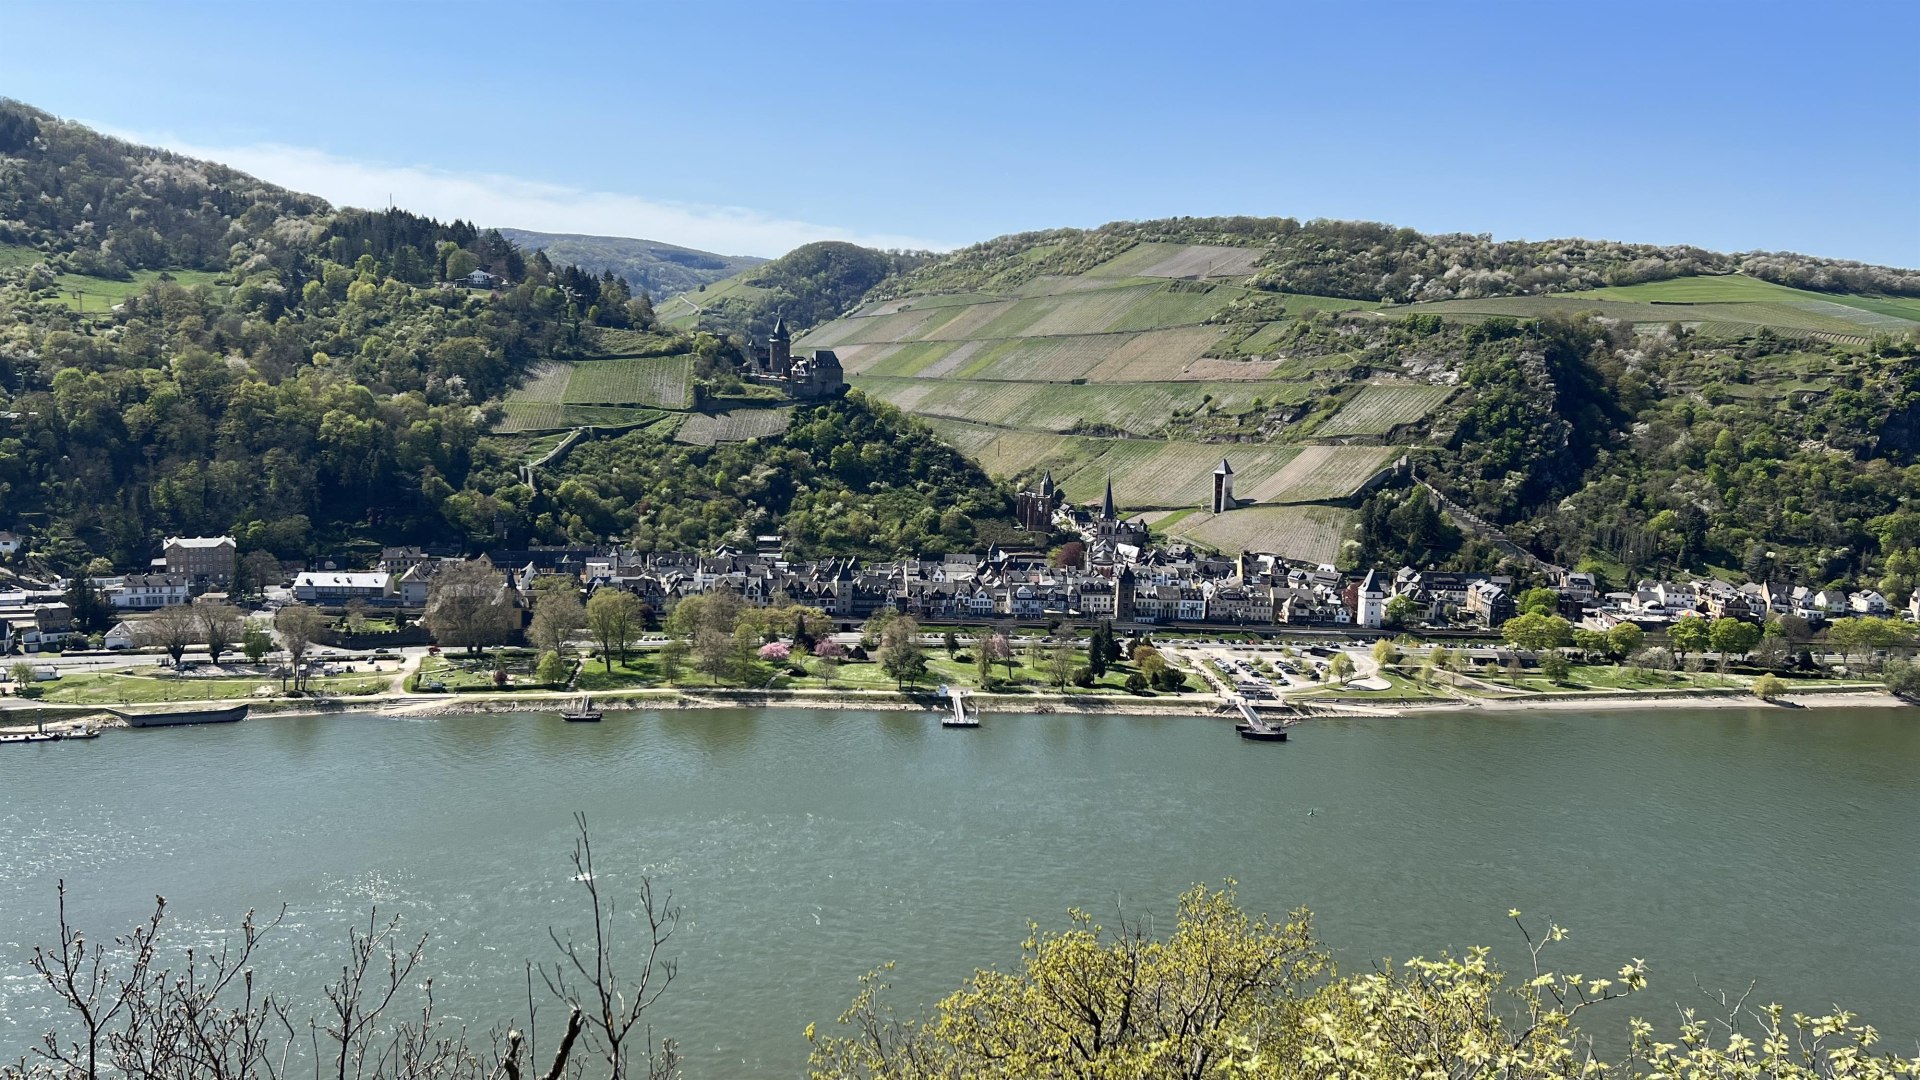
(3, 706, 1918, 1075)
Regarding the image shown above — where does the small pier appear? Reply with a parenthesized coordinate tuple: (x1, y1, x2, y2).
(1234, 696, 1288, 742)
(940, 685, 980, 728)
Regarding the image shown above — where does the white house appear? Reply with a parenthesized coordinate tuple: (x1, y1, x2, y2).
(293, 572, 393, 603)
(0, 530, 21, 555)
(103, 621, 139, 650)
(1849, 589, 1889, 615)
(110, 573, 192, 609)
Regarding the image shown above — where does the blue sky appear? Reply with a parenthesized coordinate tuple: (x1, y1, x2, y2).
(5, 0, 1915, 264)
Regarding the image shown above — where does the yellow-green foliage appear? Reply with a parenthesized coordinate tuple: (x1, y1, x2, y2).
(810, 895, 1917, 1080)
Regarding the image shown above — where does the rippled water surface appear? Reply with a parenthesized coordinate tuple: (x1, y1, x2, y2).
(3, 707, 1918, 1075)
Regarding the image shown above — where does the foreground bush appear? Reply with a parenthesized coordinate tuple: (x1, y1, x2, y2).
(807, 886, 1916, 1080)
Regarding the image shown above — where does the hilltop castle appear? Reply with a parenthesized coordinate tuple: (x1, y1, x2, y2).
(748, 316, 847, 401)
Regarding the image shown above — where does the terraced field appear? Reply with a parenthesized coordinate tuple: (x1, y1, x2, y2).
(674, 407, 795, 446)
(859, 377, 1308, 435)
(1395, 289, 1915, 339)
(562, 355, 693, 409)
(1316, 382, 1453, 437)
(1160, 504, 1356, 563)
(496, 403, 665, 433)
(499, 352, 695, 432)
(1084, 242, 1264, 279)
(922, 420, 1396, 509)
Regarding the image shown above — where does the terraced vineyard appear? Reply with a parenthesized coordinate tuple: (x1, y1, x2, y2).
(923, 419, 1396, 509)
(1159, 504, 1356, 563)
(860, 377, 1310, 436)
(563, 355, 694, 408)
(675, 407, 795, 446)
(500, 353, 695, 433)
(496, 403, 665, 433)
(1315, 382, 1453, 437)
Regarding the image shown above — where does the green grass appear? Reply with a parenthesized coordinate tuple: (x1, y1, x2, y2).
(43, 671, 388, 704)
(578, 327, 688, 357)
(657, 271, 773, 329)
(1302, 670, 1446, 703)
(1585, 275, 1821, 303)
(0, 242, 45, 269)
(49, 269, 225, 313)
(1587, 275, 1920, 323)
(554, 646, 1196, 698)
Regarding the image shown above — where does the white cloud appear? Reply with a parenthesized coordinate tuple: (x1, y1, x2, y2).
(95, 126, 940, 257)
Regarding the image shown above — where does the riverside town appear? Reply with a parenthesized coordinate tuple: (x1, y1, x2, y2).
(4, 6, 1920, 1079)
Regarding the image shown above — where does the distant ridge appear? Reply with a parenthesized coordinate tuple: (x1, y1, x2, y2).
(497, 228, 764, 298)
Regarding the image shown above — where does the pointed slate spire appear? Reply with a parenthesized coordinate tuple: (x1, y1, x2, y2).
(1039, 469, 1056, 498)
(1214, 457, 1233, 475)
(1102, 474, 1117, 521)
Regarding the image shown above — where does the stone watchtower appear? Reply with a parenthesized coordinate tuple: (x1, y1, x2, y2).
(1212, 458, 1236, 514)
(768, 316, 792, 376)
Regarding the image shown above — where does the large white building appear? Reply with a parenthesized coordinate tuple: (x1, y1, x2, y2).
(292, 572, 393, 603)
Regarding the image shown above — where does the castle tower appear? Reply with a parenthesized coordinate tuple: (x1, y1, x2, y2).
(1212, 458, 1236, 514)
(769, 315, 792, 376)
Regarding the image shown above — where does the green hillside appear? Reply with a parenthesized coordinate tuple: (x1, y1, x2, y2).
(799, 218, 1920, 573)
(498, 228, 762, 299)
(658, 240, 927, 339)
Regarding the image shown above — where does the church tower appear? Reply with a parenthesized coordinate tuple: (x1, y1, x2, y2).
(768, 315, 792, 376)
(1212, 458, 1236, 514)
(1101, 475, 1117, 522)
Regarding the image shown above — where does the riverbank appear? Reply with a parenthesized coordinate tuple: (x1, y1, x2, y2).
(3, 682, 1905, 734)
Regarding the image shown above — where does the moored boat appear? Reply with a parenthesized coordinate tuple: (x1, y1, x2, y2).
(561, 695, 602, 723)
(116, 704, 249, 728)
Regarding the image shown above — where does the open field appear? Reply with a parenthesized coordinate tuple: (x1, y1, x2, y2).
(1315, 382, 1453, 436)
(1159, 504, 1355, 563)
(674, 407, 795, 445)
(1586, 274, 1920, 322)
(41, 671, 390, 705)
(577, 327, 690, 357)
(0, 242, 44, 268)
(562, 355, 693, 408)
(48, 268, 226, 313)
(657, 270, 772, 329)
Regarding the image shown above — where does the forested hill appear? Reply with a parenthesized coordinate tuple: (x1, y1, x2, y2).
(874, 216, 1920, 304)
(659, 240, 928, 339)
(495, 228, 763, 300)
(0, 101, 1016, 574)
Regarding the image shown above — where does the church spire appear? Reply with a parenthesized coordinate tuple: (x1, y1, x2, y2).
(1102, 474, 1117, 521)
